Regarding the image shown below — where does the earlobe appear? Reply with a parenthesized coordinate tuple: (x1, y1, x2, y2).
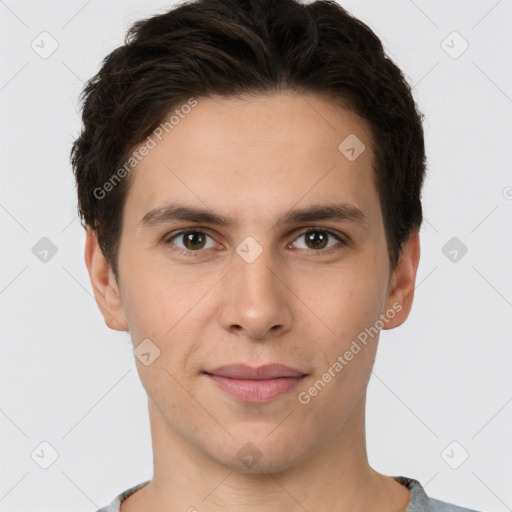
(84, 226, 129, 331)
(382, 229, 421, 330)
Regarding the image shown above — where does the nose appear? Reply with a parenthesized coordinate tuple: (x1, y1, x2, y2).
(217, 244, 293, 340)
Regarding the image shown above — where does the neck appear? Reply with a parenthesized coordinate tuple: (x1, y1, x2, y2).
(121, 395, 410, 512)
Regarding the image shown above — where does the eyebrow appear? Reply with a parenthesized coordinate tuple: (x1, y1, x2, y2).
(138, 202, 368, 231)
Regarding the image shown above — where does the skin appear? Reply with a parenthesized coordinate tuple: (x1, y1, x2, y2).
(85, 91, 420, 512)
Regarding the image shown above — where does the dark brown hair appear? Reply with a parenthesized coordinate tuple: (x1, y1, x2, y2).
(71, 0, 426, 278)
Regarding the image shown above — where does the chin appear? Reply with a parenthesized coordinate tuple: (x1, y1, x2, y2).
(206, 434, 307, 475)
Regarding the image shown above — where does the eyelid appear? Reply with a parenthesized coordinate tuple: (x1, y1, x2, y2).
(164, 228, 218, 256)
(292, 226, 345, 240)
(164, 226, 348, 256)
(289, 227, 347, 253)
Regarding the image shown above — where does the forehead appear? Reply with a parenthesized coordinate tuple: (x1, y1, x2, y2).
(123, 91, 380, 229)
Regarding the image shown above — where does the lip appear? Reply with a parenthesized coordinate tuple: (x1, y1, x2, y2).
(204, 364, 307, 403)
(206, 363, 306, 380)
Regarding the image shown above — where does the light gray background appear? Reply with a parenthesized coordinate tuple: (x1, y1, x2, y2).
(1, 1, 511, 511)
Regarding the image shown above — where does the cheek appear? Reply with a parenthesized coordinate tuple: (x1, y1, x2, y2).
(119, 260, 216, 375)
(120, 278, 167, 343)
(119, 248, 194, 337)
(295, 261, 387, 345)
(294, 266, 386, 414)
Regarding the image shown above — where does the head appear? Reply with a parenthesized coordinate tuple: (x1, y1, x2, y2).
(73, 0, 425, 473)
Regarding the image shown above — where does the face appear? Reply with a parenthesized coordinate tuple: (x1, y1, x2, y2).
(86, 91, 419, 473)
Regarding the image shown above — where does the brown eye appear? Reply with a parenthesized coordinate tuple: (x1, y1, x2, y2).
(292, 229, 343, 251)
(167, 230, 216, 252)
(183, 232, 206, 250)
(304, 231, 328, 249)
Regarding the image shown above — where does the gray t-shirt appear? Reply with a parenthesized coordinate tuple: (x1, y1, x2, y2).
(95, 476, 479, 511)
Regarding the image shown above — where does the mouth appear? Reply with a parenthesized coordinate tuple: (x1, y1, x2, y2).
(203, 363, 307, 403)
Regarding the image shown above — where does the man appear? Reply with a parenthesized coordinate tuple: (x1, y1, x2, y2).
(71, 0, 479, 510)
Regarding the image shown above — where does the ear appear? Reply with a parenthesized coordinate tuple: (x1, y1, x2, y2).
(382, 228, 421, 329)
(84, 226, 129, 331)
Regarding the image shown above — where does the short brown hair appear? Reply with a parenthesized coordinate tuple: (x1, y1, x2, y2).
(71, 0, 426, 278)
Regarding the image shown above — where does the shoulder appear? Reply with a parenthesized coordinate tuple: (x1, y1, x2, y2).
(93, 480, 151, 512)
(428, 496, 480, 512)
(393, 476, 480, 512)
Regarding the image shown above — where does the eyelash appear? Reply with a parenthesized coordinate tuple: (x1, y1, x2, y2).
(164, 228, 348, 257)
